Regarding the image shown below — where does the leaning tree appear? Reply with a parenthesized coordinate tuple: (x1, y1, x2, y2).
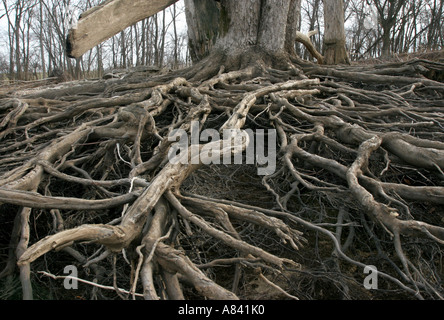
(0, 0, 444, 300)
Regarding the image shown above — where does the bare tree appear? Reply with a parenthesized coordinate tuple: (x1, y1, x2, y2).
(38, 1, 46, 78)
(426, 0, 444, 50)
(1, 0, 36, 80)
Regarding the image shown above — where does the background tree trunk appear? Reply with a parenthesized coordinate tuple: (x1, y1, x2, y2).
(39, 1, 46, 78)
(323, 0, 350, 64)
(285, 0, 302, 55)
(14, 1, 23, 80)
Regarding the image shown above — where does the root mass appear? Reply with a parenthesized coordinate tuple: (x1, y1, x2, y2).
(1, 52, 444, 300)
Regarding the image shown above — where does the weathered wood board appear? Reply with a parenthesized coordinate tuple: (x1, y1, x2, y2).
(67, 0, 179, 58)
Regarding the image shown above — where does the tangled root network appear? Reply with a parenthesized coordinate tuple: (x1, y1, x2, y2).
(1, 54, 444, 300)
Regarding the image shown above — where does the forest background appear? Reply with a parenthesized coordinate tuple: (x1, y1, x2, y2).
(0, 0, 443, 81)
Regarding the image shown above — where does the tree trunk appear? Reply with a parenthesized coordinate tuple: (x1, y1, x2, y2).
(285, 0, 302, 55)
(14, 1, 23, 80)
(184, 0, 221, 63)
(120, 31, 127, 68)
(177, 0, 310, 78)
(172, 3, 179, 68)
(39, 1, 46, 78)
(185, 0, 317, 74)
(257, 0, 292, 52)
(183, 0, 308, 63)
(323, 0, 350, 65)
(381, 25, 392, 58)
(159, 10, 166, 68)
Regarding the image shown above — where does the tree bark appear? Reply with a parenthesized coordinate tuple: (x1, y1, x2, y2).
(215, 0, 262, 51)
(184, 0, 221, 63)
(213, 0, 292, 54)
(285, 0, 302, 55)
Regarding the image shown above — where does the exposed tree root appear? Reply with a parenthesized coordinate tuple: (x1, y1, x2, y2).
(0, 54, 443, 300)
